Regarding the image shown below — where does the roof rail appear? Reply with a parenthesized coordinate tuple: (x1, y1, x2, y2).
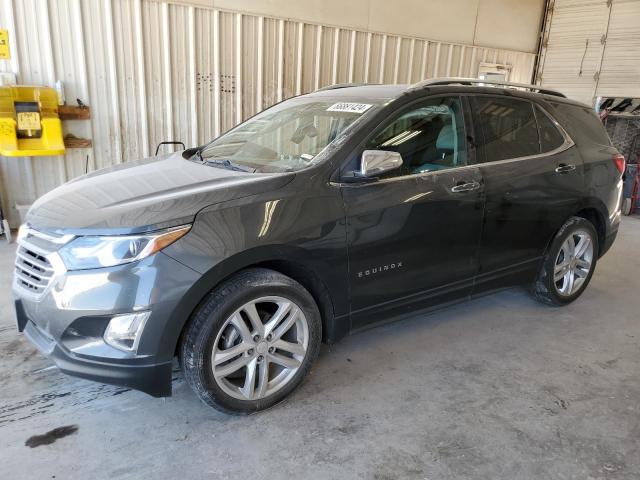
(409, 77, 566, 98)
(315, 83, 372, 92)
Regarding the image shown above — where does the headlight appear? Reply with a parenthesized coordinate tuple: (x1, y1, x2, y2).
(17, 224, 28, 243)
(58, 225, 191, 270)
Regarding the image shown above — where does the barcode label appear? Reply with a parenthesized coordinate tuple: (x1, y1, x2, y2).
(326, 103, 372, 114)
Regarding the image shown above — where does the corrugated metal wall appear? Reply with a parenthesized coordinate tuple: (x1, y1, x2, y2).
(0, 0, 537, 227)
(537, 0, 640, 105)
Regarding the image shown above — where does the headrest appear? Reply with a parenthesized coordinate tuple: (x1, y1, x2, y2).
(436, 124, 454, 150)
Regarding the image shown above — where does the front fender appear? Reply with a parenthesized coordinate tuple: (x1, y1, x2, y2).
(159, 183, 348, 354)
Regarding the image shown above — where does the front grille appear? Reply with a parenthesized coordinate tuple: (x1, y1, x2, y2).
(13, 227, 72, 297)
(15, 246, 55, 294)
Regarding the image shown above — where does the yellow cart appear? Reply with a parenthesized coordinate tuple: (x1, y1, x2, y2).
(0, 85, 65, 157)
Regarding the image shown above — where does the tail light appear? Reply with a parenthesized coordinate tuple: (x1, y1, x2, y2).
(612, 153, 625, 175)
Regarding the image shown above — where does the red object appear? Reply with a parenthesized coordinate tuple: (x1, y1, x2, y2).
(612, 153, 626, 175)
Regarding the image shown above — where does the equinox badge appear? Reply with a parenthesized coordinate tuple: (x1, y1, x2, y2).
(357, 262, 403, 278)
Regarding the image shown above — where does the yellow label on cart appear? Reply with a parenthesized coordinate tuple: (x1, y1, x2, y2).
(0, 29, 10, 60)
(17, 111, 40, 130)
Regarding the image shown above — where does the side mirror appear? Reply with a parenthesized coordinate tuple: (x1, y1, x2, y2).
(357, 150, 403, 178)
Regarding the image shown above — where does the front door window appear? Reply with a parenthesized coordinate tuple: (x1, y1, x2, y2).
(366, 97, 467, 178)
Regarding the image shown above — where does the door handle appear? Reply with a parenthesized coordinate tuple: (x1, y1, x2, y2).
(450, 181, 481, 193)
(555, 163, 576, 173)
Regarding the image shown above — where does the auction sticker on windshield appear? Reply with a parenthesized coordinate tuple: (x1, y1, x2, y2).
(327, 103, 372, 114)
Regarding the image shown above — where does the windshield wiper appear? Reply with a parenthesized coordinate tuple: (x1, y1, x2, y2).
(190, 147, 204, 163)
(204, 158, 255, 173)
(190, 148, 254, 172)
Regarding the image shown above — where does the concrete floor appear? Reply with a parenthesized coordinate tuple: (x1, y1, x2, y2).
(1, 218, 639, 480)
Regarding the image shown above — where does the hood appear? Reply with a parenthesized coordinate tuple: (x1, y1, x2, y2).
(26, 152, 294, 234)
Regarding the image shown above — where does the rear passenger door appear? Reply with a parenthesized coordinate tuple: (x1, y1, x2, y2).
(470, 95, 584, 292)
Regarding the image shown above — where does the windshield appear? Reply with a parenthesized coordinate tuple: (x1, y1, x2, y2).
(198, 97, 380, 172)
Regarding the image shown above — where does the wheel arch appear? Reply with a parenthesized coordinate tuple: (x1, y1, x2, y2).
(250, 259, 339, 344)
(539, 200, 608, 265)
(574, 207, 605, 256)
(167, 246, 347, 359)
(573, 199, 609, 257)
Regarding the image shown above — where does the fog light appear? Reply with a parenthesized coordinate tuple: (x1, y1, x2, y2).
(104, 311, 150, 352)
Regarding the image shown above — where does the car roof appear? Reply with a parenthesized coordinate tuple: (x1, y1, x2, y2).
(304, 84, 408, 103)
(303, 82, 590, 109)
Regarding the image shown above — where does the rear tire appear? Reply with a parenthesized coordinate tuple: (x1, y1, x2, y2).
(531, 216, 599, 306)
(180, 268, 321, 414)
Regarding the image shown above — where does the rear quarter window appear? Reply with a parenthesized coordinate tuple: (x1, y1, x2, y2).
(535, 105, 565, 152)
(548, 102, 611, 147)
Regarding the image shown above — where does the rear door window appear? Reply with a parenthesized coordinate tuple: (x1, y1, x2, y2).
(535, 105, 565, 152)
(472, 97, 539, 162)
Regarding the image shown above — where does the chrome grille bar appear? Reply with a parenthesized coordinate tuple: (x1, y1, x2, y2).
(16, 249, 54, 272)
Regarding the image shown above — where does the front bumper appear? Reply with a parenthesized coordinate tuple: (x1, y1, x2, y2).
(13, 251, 201, 397)
(19, 313, 173, 396)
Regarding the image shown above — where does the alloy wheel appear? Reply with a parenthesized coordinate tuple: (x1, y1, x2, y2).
(211, 296, 309, 401)
(553, 229, 594, 297)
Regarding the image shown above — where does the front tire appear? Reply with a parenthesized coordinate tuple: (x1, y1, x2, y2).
(180, 268, 322, 414)
(531, 216, 599, 306)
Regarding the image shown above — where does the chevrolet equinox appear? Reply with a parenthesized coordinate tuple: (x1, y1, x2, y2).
(13, 78, 624, 413)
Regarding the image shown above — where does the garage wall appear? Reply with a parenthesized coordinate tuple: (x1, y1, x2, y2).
(0, 0, 537, 227)
(177, 0, 546, 54)
(537, 0, 640, 105)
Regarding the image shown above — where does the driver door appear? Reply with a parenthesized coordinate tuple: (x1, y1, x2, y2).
(341, 96, 485, 330)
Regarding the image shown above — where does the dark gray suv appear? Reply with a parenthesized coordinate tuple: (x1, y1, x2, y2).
(13, 78, 624, 413)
